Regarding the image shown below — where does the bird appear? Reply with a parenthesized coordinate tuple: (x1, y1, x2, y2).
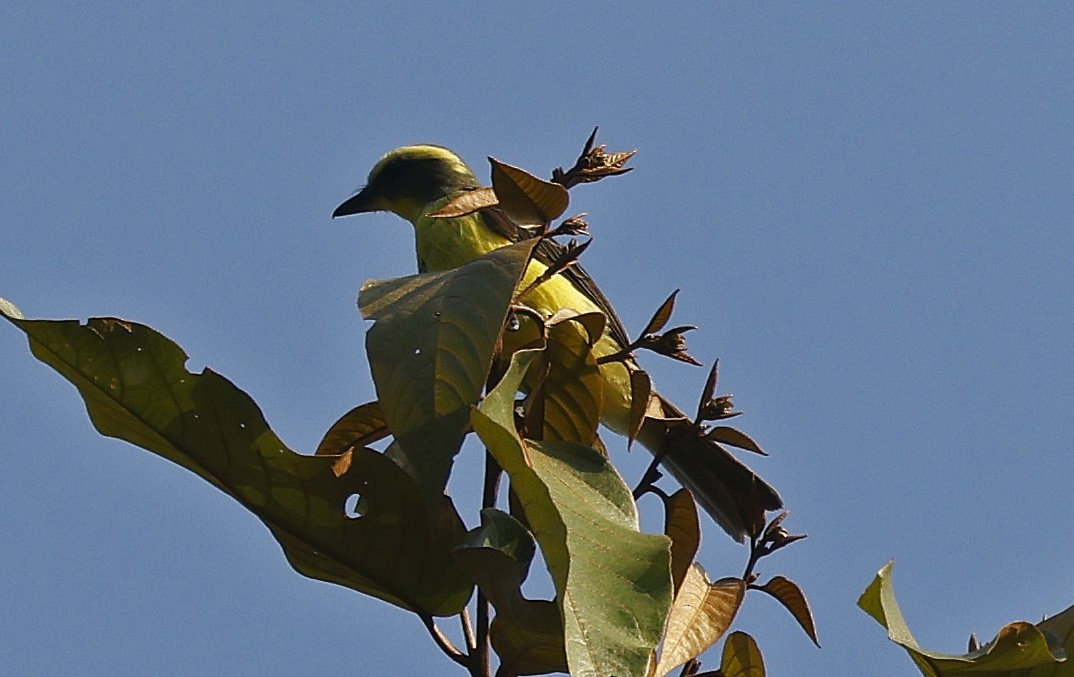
(333, 144, 782, 541)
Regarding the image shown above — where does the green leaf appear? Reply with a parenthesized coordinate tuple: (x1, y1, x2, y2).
(473, 349, 673, 677)
(720, 631, 766, 677)
(655, 566, 745, 677)
(454, 508, 567, 676)
(359, 240, 536, 496)
(858, 562, 1066, 675)
(4, 312, 472, 617)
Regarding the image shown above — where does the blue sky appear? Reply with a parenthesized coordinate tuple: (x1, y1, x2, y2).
(3, 4, 1072, 675)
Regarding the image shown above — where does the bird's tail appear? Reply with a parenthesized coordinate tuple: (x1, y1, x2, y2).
(636, 393, 783, 542)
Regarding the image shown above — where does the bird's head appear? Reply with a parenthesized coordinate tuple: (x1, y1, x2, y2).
(332, 145, 480, 224)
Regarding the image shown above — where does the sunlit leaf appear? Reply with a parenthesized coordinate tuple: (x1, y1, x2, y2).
(359, 240, 537, 496)
(2, 312, 472, 616)
(473, 349, 673, 677)
(533, 310, 604, 446)
(720, 631, 766, 677)
(858, 562, 1065, 675)
(655, 566, 745, 677)
(314, 401, 389, 456)
(490, 157, 570, 227)
(755, 576, 819, 646)
(664, 489, 700, 592)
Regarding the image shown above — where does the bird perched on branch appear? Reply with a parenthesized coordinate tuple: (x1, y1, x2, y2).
(333, 144, 781, 541)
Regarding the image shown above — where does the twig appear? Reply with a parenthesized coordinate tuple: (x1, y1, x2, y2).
(421, 614, 468, 668)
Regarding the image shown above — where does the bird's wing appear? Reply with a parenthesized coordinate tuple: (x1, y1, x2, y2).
(479, 207, 633, 348)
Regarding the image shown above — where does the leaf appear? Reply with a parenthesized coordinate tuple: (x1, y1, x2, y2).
(655, 567, 745, 677)
(628, 369, 652, 448)
(489, 600, 569, 676)
(755, 576, 820, 646)
(490, 157, 570, 227)
(1037, 604, 1074, 676)
(0, 296, 24, 319)
(2, 311, 472, 617)
(533, 309, 605, 446)
(664, 489, 700, 592)
(473, 349, 673, 677)
(455, 508, 537, 607)
(858, 562, 1066, 675)
(359, 240, 537, 496)
(454, 509, 567, 676)
(706, 426, 767, 456)
(426, 186, 499, 218)
(643, 289, 680, 336)
(314, 401, 389, 456)
(720, 631, 766, 677)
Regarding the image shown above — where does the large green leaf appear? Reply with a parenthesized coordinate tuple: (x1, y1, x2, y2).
(3, 309, 472, 617)
(358, 240, 536, 496)
(472, 349, 673, 677)
(858, 562, 1068, 675)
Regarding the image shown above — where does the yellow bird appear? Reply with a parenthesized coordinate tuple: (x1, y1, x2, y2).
(333, 145, 781, 540)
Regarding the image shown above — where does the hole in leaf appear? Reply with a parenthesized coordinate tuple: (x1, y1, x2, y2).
(344, 493, 364, 519)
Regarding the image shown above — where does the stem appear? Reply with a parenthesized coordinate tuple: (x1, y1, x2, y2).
(421, 614, 467, 668)
(472, 452, 503, 677)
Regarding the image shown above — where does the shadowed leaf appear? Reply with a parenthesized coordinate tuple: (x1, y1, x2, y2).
(474, 349, 673, 677)
(2, 311, 472, 617)
(426, 186, 499, 218)
(314, 401, 389, 456)
(655, 567, 745, 677)
(643, 289, 680, 336)
(706, 427, 767, 456)
(455, 508, 567, 676)
(359, 240, 536, 496)
(628, 369, 652, 447)
(755, 576, 819, 646)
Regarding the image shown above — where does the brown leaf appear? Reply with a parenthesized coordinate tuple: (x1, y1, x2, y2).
(664, 489, 700, 592)
(490, 157, 569, 227)
(628, 369, 652, 448)
(655, 567, 746, 677)
(755, 576, 820, 647)
(426, 186, 499, 218)
(314, 401, 390, 456)
(706, 427, 767, 456)
(643, 289, 680, 335)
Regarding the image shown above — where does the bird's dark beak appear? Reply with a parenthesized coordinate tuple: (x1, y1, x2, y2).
(332, 186, 378, 218)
